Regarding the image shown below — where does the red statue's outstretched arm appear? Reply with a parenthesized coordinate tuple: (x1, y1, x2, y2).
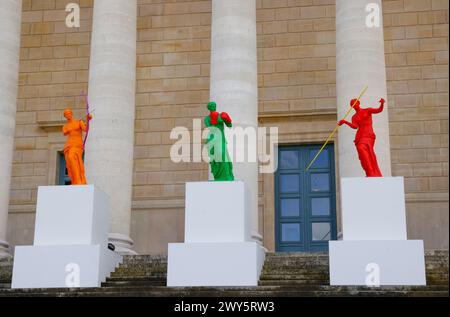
(370, 98, 385, 114)
(338, 119, 358, 129)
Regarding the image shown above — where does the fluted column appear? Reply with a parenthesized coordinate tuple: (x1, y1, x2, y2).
(209, 0, 261, 242)
(85, 0, 137, 254)
(0, 0, 22, 259)
(336, 0, 392, 177)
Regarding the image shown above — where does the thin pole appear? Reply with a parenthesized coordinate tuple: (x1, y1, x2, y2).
(305, 85, 368, 171)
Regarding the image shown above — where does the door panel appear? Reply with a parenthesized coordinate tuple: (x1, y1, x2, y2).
(275, 144, 337, 252)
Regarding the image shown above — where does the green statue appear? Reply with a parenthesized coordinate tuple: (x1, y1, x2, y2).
(204, 101, 234, 181)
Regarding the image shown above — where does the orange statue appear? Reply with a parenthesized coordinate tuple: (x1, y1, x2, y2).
(62, 108, 92, 185)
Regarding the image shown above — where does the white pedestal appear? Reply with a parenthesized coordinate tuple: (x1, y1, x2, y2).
(12, 185, 122, 289)
(12, 245, 121, 288)
(329, 177, 426, 286)
(34, 185, 109, 246)
(341, 177, 407, 240)
(185, 181, 251, 243)
(168, 242, 265, 287)
(167, 181, 265, 287)
(329, 240, 426, 286)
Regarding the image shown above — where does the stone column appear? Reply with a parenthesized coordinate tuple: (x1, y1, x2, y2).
(0, 0, 22, 259)
(209, 0, 261, 242)
(85, 0, 137, 254)
(336, 0, 392, 177)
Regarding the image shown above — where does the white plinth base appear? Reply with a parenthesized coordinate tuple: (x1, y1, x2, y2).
(185, 181, 250, 243)
(34, 185, 109, 246)
(167, 242, 265, 287)
(12, 185, 121, 289)
(341, 177, 407, 240)
(329, 240, 426, 286)
(12, 245, 122, 289)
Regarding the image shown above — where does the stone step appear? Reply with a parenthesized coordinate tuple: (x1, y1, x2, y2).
(263, 261, 330, 268)
(426, 271, 449, 276)
(0, 268, 12, 280)
(263, 259, 329, 264)
(263, 263, 329, 268)
(106, 276, 166, 282)
(102, 280, 166, 287)
(261, 269, 329, 276)
(426, 260, 449, 265)
(264, 261, 448, 268)
(115, 267, 166, 274)
(113, 266, 166, 273)
(111, 273, 166, 279)
(260, 268, 445, 275)
(98, 284, 450, 292)
(122, 255, 167, 265)
(424, 278, 449, 285)
(259, 277, 326, 282)
(0, 287, 447, 297)
(1, 251, 447, 296)
(425, 265, 449, 272)
(265, 252, 329, 258)
(259, 279, 329, 286)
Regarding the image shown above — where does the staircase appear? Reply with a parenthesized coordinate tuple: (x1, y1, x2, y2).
(0, 258, 12, 289)
(0, 251, 447, 297)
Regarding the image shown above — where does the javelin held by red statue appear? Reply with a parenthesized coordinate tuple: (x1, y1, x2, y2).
(306, 86, 385, 177)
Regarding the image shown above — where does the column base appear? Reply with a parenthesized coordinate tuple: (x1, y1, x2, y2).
(0, 240, 11, 259)
(108, 233, 138, 255)
(251, 231, 264, 245)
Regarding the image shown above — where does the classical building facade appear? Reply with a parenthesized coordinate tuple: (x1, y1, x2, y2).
(0, 0, 448, 257)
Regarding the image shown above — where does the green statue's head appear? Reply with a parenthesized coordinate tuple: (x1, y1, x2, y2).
(207, 101, 217, 111)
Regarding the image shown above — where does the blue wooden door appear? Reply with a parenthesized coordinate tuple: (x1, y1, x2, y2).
(275, 144, 337, 252)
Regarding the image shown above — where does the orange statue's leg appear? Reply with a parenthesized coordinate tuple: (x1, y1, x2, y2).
(64, 150, 75, 184)
(65, 148, 84, 185)
(64, 151, 73, 184)
(77, 149, 87, 184)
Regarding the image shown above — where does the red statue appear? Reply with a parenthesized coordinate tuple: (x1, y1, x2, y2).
(338, 98, 385, 177)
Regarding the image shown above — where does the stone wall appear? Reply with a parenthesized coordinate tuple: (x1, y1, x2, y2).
(7, 0, 449, 254)
(384, 0, 449, 248)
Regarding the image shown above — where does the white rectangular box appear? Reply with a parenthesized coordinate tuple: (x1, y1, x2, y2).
(341, 177, 407, 240)
(12, 185, 121, 289)
(34, 185, 109, 246)
(185, 181, 251, 243)
(329, 240, 426, 286)
(12, 245, 122, 289)
(167, 242, 265, 287)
